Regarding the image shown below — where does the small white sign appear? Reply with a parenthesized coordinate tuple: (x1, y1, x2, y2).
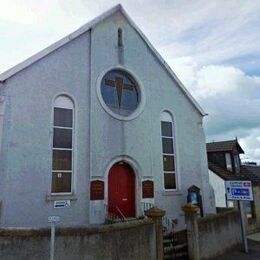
(225, 180, 253, 201)
(54, 200, 71, 209)
(48, 216, 60, 223)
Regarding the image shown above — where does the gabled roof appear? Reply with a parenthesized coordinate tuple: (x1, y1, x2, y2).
(208, 161, 243, 181)
(241, 165, 260, 185)
(0, 4, 206, 116)
(208, 161, 260, 185)
(206, 139, 244, 153)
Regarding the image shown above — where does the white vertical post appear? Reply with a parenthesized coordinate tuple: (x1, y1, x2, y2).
(50, 223, 55, 260)
(238, 200, 248, 253)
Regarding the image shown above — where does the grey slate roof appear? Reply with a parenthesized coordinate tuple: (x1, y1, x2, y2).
(240, 165, 260, 185)
(208, 161, 260, 185)
(206, 140, 244, 153)
(208, 161, 244, 181)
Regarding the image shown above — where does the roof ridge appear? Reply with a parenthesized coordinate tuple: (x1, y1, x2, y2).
(0, 4, 122, 82)
(0, 4, 206, 116)
(207, 139, 237, 144)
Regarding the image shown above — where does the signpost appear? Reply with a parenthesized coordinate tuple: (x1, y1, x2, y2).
(48, 216, 60, 260)
(225, 180, 253, 253)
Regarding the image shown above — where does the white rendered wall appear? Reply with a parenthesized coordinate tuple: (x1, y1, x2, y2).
(0, 95, 5, 153)
(209, 170, 227, 208)
(0, 10, 215, 228)
(89, 11, 216, 227)
(1, 32, 91, 227)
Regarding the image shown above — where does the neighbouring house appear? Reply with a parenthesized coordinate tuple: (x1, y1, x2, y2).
(240, 163, 260, 233)
(0, 5, 215, 228)
(207, 139, 260, 233)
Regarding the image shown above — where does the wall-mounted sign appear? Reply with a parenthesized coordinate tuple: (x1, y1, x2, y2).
(54, 200, 71, 209)
(90, 180, 104, 200)
(225, 181, 253, 201)
(142, 180, 154, 198)
(187, 185, 203, 217)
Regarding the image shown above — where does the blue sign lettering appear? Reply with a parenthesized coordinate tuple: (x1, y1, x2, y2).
(231, 188, 249, 196)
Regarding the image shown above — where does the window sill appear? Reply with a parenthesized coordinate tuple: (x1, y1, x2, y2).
(162, 190, 182, 196)
(46, 193, 78, 201)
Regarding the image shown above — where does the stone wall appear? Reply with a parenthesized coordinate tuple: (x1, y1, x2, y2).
(246, 186, 260, 234)
(0, 219, 156, 260)
(198, 210, 242, 259)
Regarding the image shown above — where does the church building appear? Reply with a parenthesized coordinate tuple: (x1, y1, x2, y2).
(0, 5, 215, 228)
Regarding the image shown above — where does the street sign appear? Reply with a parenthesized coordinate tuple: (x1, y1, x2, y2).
(48, 216, 60, 223)
(54, 200, 71, 208)
(48, 216, 60, 260)
(225, 180, 253, 201)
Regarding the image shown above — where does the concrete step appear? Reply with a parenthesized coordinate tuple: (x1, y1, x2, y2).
(163, 239, 173, 247)
(164, 243, 187, 253)
(164, 243, 188, 258)
(164, 254, 188, 260)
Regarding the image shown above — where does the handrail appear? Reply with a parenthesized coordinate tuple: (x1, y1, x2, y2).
(105, 203, 127, 222)
(115, 206, 127, 222)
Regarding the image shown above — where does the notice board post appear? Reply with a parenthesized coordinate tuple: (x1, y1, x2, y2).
(225, 180, 253, 253)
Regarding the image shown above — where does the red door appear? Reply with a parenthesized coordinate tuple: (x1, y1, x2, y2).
(108, 162, 135, 218)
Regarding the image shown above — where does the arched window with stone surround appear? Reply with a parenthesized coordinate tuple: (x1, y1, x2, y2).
(160, 111, 177, 190)
(51, 95, 74, 193)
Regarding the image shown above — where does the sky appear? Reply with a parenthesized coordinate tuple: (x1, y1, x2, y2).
(1, 0, 260, 163)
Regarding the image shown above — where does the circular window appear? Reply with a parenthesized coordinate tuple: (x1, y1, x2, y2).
(101, 69, 140, 116)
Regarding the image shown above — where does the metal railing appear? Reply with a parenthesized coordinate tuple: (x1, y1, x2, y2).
(105, 204, 127, 223)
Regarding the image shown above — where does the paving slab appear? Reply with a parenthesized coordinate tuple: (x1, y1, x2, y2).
(247, 232, 260, 242)
(218, 239, 260, 260)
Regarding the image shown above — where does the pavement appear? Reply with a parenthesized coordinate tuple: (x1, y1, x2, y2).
(219, 233, 260, 260)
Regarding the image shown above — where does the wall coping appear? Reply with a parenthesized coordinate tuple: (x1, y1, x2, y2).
(198, 210, 239, 224)
(0, 219, 154, 237)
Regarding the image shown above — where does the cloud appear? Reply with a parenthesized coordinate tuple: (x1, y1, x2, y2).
(239, 129, 260, 164)
(1, 0, 260, 73)
(0, 0, 260, 162)
(168, 56, 260, 162)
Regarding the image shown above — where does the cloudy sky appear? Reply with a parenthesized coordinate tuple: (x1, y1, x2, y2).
(1, 0, 260, 162)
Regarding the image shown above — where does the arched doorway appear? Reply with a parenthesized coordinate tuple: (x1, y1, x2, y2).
(108, 162, 135, 218)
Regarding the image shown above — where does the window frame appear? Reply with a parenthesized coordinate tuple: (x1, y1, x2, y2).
(160, 111, 178, 191)
(51, 95, 75, 195)
(100, 69, 140, 116)
(225, 153, 232, 172)
(96, 66, 146, 121)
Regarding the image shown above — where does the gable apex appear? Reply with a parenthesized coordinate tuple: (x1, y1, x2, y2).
(0, 4, 122, 83)
(0, 4, 206, 116)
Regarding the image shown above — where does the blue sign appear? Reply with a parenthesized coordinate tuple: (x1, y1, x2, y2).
(231, 188, 249, 196)
(225, 181, 253, 201)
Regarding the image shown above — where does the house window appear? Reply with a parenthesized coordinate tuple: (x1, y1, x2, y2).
(161, 112, 177, 190)
(245, 201, 255, 219)
(225, 153, 232, 171)
(234, 154, 240, 173)
(51, 95, 74, 193)
(101, 69, 139, 116)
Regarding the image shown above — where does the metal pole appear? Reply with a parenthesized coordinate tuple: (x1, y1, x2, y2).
(238, 200, 248, 253)
(50, 223, 55, 260)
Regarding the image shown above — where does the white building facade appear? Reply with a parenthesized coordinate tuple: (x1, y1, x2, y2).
(0, 5, 215, 228)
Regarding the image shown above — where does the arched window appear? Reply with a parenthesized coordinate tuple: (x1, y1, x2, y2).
(0, 97, 5, 151)
(160, 111, 177, 190)
(51, 95, 74, 193)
